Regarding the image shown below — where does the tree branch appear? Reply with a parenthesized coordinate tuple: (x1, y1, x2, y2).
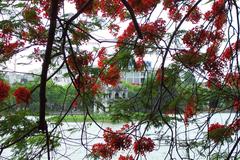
(121, 0, 143, 39)
(39, 0, 59, 132)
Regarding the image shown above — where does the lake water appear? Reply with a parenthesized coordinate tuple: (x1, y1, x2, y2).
(1, 113, 239, 160)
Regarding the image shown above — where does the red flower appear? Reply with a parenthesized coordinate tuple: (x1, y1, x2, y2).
(168, 7, 182, 22)
(174, 49, 202, 68)
(156, 68, 162, 82)
(117, 22, 135, 47)
(97, 48, 107, 68)
(233, 98, 240, 112)
(208, 123, 233, 142)
(118, 155, 134, 160)
(186, 6, 201, 24)
(0, 80, 10, 102)
(135, 57, 144, 71)
(74, 75, 100, 95)
(204, 0, 227, 30)
(225, 72, 240, 88)
(13, 87, 31, 104)
(67, 52, 93, 71)
(221, 40, 240, 61)
(108, 24, 120, 37)
(103, 127, 132, 151)
(91, 143, 113, 159)
(22, 7, 41, 24)
(128, 0, 159, 14)
(229, 119, 240, 132)
(133, 137, 155, 155)
(184, 96, 197, 125)
(99, 0, 124, 19)
(73, 0, 99, 14)
(100, 64, 120, 87)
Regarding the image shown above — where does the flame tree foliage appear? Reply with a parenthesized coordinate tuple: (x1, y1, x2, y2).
(0, 0, 240, 159)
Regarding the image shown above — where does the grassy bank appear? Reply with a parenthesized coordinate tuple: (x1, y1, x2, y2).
(48, 114, 113, 123)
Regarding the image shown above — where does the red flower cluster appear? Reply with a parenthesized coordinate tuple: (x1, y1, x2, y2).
(13, 87, 31, 104)
(186, 6, 202, 24)
(184, 96, 197, 125)
(140, 19, 166, 43)
(2, 41, 23, 57)
(221, 40, 240, 61)
(92, 124, 132, 159)
(134, 45, 145, 57)
(208, 123, 233, 142)
(92, 143, 113, 159)
(117, 19, 166, 47)
(135, 56, 144, 71)
(100, 64, 121, 87)
(97, 48, 107, 68)
(103, 126, 132, 151)
(67, 52, 93, 72)
(229, 119, 240, 132)
(38, 0, 63, 18)
(0, 80, 10, 102)
(233, 98, 240, 112)
(22, 7, 41, 25)
(118, 155, 134, 160)
(225, 72, 240, 88)
(182, 28, 223, 49)
(208, 123, 225, 132)
(168, 7, 182, 22)
(128, 0, 160, 14)
(206, 74, 222, 89)
(117, 22, 135, 47)
(74, 75, 100, 95)
(99, 0, 125, 20)
(156, 68, 162, 82)
(73, 0, 99, 15)
(163, 0, 188, 22)
(22, 25, 48, 45)
(174, 49, 202, 68)
(108, 24, 120, 37)
(133, 137, 155, 155)
(204, 0, 227, 30)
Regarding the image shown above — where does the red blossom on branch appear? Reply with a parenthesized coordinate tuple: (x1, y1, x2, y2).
(13, 87, 31, 104)
(73, 0, 99, 14)
(118, 155, 134, 160)
(208, 123, 233, 142)
(22, 7, 41, 25)
(0, 80, 10, 102)
(173, 48, 202, 68)
(204, 0, 227, 30)
(225, 72, 240, 88)
(229, 119, 240, 132)
(128, 0, 160, 14)
(74, 75, 100, 95)
(135, 56, 144, 71)
(99, 0, 125, 19)
(233, 98, 240, 112)
(103, 126, 132, 151)
(100, 64, 121, 87)
(133, 137, 155, 155)
(92, 143, 113, 159)
(184, 96, 197, 125)
(186, 6, 201, 24)
(97, 47, 107, 68)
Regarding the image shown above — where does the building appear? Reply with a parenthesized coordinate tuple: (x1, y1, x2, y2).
(3, 71, 36, 84)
